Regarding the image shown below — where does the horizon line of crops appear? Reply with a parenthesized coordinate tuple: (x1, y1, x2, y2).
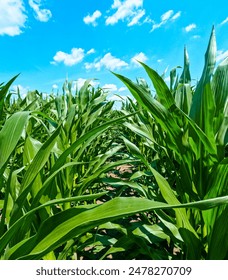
(0, 26, 227, 260)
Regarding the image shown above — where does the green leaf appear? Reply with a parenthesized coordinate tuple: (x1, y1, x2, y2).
(49, 112, 138, 176)
(4, 195, 228, 259)
(179, 46, 191, 84)
(113, 72, 183, 153)
(139, 61, 175, 109)
(207, 206, 228, 260)
(0, 111, 30, 171)
(0, 74, 20, 119)
(78, 79, 91, 112)
(0, 192, 107, 257)
(9, 126, 61, 225)
(190, 26, 216, 126)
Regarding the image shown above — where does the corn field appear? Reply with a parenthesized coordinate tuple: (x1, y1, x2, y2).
(0, 27, 227, 260)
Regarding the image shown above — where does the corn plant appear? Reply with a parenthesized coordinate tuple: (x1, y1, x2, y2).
(0, 27, 227, 260)
(0, 79, 138, 259)
(113, 26, 228, 259)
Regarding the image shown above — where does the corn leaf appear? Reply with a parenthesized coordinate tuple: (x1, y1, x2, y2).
(0, 111, 30, 171)
(4, 195, 228, 259)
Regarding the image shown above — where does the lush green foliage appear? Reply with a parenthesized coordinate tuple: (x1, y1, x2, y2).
(0, 27, 227, 260)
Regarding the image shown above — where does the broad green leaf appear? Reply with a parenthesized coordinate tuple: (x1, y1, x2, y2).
(139, 61, 175, 109)
(0, 111, 30, 171)
(9, 126, 61, 225)
(207, 206, 228, 260)
(4, 195, 228, 259)
(0, 192, 107, 257)
(212, 57, 228, 116)
(190, 27, 216, 126)
(121, 136, 197, 236)
(23, 136, 42, 166)
(175, 84, 192, 114)
(113, 72, 183, 155)
(78, 79, 91, 112)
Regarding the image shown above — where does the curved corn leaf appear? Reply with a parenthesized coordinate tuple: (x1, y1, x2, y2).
(0, 111, 30, 171)
(3, 195, 228, 259)
(138, 61, 175, 109)
(9, 126, 61, 225)
(113, 72, 183, 154)
(0, 192, 107, 256)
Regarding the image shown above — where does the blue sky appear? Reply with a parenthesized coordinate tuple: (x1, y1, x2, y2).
(0, 0, 228, 99)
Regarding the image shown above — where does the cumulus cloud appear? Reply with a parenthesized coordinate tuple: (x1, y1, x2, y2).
(131, 52, 148, 65)
(52, 48, 85, 66)
(83, 10, 102, 26)
(106, 0, 145, 26)
(0, 0, 27, 36)
(151, 10, 181, 32)
(29, 0, 52, 22)
(85, 53, 128, 71)
(184, 23, 196, 32)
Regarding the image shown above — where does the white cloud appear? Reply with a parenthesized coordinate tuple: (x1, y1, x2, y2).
(0, 0, 27, 36)
(85, 53, 128, 71)
(106, 0, 145, 26)
(128, 9, 145, 26)
(131, 52, 148, 65)
(29, 0, 52, 22)
(87, 48, 95, 55)
(151, 22, 163, 31)
(52, 84, 58, 89)
(151, 9, 181, 32)
(143, 16, 154, 24)
(220, 17, 228, 25)
(52, 48, 85, 66)
(184, 23, 196, 32)
(172, 11, 181, 20)
(161, 10, 174, 21)
(83, 10, 102, 26)
(102, 84, 118, 91)
(217, 50, 228, 62)
(118, 86, 127, 92)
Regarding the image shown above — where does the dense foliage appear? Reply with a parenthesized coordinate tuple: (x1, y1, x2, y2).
(0, 27, 227, 260)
